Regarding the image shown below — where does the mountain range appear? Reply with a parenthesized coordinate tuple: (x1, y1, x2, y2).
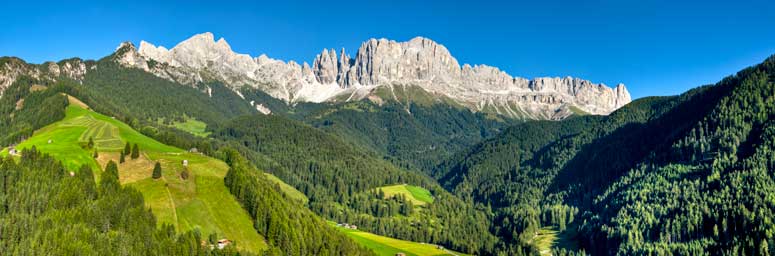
(109, 32, 630, 119)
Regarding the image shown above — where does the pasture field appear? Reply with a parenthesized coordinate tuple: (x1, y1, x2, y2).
(376, 184, 434, 205)
(171, 117, 211, 137)
(2, 101, 267, 253)
(330, 222, 467, 256)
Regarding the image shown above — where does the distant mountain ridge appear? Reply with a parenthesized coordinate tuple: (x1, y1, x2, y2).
(116, 32, 631, 119)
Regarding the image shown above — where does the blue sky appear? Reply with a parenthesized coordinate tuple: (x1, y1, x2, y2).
(1, 0, 774, 99)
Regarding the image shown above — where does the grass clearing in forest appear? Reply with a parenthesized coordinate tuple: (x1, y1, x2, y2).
(376, 184, 434, 205)
(330, 222, 467, 256)
(171, 117, 210, 137)
(533, 227, 580, 256)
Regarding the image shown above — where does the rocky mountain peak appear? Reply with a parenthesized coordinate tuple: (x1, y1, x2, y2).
(115, 32, 632, 119)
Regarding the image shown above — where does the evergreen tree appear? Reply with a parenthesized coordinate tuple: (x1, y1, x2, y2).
(119, 151, 125, 163)
(152, 162, 162, 179)
(87, 137, 94, 149)
(93, 150, 99, 159)
(124, 142, 131, 155)
(131, 143, 140, 159)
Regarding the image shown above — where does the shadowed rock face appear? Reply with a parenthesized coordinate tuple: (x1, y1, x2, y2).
(117, 32, 631, 119)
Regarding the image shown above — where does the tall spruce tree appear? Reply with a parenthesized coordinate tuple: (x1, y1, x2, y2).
(152, 162, 162, 179)
(131, 143, 140, 159)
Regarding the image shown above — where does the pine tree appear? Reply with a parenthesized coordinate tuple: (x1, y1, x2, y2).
(93, 150, 99, 159)
(87, 137, 94, 149)
(101, 161, 120, 193)
(119, 152, 125, 163)
(152, 162, 162, 179)
(131, 143, 140, 159)
(124, 142, 131, 155)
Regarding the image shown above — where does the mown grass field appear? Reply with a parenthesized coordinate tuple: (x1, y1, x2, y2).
(2, 101, 266, 253)
(376, 184, 434, 205)
(330, 222, 467, 256)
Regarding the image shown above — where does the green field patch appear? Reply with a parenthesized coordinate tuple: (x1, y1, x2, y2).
(166, 116, 211, 137)
(330, 222, 466, 256)
(376, 184, 434, 205)
(532, 227, 579, 256)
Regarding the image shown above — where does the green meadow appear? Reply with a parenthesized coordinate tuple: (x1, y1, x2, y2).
(330, 222, 467, 256)
(171, 117, 211, 137)
(2, 102, 267, 253)
(376, 184, 434, 205)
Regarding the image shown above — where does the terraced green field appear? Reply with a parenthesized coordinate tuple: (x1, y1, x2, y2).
(376, 184, 434, 205)
(2, 101, 267, 253)
(330, 222, 467, 256)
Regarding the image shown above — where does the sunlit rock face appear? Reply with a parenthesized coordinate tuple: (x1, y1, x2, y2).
(116, 32, 631, 119)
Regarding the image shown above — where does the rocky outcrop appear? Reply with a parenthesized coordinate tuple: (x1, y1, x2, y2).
(116, 32, 631, 119)
(0, 57, 93, 97)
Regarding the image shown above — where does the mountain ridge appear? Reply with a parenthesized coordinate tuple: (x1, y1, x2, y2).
(117, 32, 631, 119)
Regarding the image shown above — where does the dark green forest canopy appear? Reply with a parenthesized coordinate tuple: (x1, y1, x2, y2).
(213, 113, 499, 254)
(431, 55, 775, 255)
(221, 148, 374, 256)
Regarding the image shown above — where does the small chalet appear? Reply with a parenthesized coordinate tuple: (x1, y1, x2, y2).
(47, 139, 53, 144)
(182, 160, 189, 167)
(189, 148, 198, 153)
(217, 239, 232, 250)
(338, 223, 358, 230)
(8, 147, 18, 156)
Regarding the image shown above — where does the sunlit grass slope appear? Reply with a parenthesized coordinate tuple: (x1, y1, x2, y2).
(2, 102, 266, 253)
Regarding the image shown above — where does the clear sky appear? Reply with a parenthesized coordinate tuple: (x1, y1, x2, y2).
(2, 0, 774, 99)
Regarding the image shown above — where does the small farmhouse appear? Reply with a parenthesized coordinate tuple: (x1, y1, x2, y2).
(217, 239, 232, 249)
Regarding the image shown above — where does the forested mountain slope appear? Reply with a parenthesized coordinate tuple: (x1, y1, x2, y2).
(213, 114, 499, 254)
(434, 55, 775, 255)
(296, 94, 510, 173)
(0, 80, 374, 255)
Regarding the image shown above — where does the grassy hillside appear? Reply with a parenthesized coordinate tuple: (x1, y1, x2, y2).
(264, 172, 309, 204)
(330, 222, 468, 256)
(2, 101, 267, 253)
